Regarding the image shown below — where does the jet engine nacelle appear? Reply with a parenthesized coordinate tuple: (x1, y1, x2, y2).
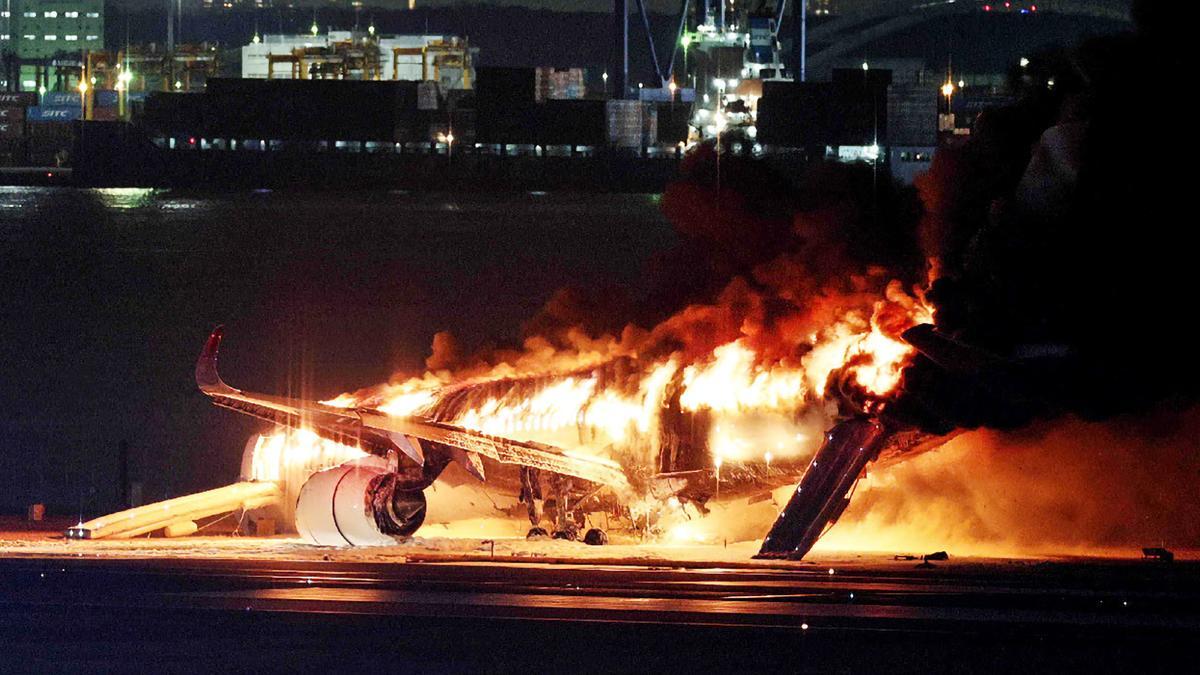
(295, 456, 427, 546)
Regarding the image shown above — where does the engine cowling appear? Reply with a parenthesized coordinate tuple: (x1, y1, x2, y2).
(295, 456, 427, 546)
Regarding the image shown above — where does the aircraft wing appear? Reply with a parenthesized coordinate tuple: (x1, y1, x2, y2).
(196, 327, 630, 491)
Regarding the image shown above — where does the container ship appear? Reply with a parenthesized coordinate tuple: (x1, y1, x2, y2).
(1, 1, 949, 190)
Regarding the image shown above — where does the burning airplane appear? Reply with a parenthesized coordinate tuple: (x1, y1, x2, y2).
(66, 4, 1195, 556)
(69, 281, 951, 561)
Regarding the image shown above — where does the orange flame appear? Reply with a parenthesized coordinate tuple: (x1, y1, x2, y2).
(246, 429, 367, 484)
(323, 281, 930, 476)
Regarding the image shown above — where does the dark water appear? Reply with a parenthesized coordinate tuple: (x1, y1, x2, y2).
(0, 187, 674, 513)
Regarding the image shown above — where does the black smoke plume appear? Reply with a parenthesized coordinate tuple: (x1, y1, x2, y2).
(892, 0, 1194, 433)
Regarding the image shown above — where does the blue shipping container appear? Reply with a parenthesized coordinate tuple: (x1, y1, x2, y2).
(28, 106, 81, 122)
(42, 91, 82, 107)
(639, 87, 696, 103)
(95, 90, 120, 108)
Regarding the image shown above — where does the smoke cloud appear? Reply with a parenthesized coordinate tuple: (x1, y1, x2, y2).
(824, 405, 1200, 556)
(898, 0, 1195, 430)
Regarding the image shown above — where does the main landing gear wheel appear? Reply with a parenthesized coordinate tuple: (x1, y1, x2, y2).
(526, 527, 549, 539)
(552, 525, 578, 541)
(583, 528, 608, 546)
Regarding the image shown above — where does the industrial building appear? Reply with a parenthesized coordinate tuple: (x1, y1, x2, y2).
(1, 0, 103, 91)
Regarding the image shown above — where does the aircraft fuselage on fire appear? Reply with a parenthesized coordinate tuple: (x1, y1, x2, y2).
(196, 327, 939, 557)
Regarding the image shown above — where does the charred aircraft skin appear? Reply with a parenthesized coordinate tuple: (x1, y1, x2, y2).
(194, 327, 945, 556)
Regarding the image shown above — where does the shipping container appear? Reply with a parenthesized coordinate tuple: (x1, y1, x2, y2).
(0, 92, 38, 107)
(42, 91, 82, 108)
(95, 90, 120, 108)
(476, 68, 536, 105)
(0, 120, 24, 139)
(655, 103, 690, 144)
(200, 78, 420, 142)
(141, 93, 204, 134)
(26, 121, 74, 139)
(639, 87, 696, 103)
(887, 84, 937, 147)
(418, 82, 440, 111)
(536, 68, 586, 102)
(537, 100, 606, 146)
(0, 107, 26, 123)
(606, 101, 657, 148)
(0, 137, 24, 156)
(27, 106, 81, 123)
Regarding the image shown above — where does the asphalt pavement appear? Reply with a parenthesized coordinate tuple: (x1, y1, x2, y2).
(1, 554, 1196, 672)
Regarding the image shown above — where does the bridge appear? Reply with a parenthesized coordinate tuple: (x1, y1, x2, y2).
(805, 0, 1132, 77)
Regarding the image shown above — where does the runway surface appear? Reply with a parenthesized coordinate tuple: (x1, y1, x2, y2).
(1, 552, 1196, 672)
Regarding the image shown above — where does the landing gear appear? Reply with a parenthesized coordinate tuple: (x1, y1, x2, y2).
(519, 466, 544, 527)
(552, 525, 578, 541)
(520, 466, 607, 545)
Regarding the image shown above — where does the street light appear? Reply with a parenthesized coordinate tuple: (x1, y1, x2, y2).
(117, 70, 134, 119)
(77, 78, 88, 120)
(437, 131, 455, 161)
(941, 79, 956, 133)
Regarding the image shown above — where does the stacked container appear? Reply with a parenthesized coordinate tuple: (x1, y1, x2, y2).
(606, 100, 656, 149)
(0, 93, 36, 162)
(535, 68, 586, 102)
